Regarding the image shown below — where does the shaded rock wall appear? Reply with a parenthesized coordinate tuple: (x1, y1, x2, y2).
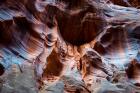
(0, 0, 140, 93)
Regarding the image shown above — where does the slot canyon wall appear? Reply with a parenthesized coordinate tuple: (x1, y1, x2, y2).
(0, 0, 140, 93)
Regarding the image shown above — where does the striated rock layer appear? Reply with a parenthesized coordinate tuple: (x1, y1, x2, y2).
(0, 0, 140, 93)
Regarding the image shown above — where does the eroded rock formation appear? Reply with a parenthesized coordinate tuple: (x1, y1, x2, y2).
(0, 0, 140, 93)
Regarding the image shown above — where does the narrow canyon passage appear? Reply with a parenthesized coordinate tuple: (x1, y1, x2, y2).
(0, 0, 140, 93)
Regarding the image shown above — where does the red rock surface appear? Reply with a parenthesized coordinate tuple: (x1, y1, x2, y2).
(0, 0, 140, 93)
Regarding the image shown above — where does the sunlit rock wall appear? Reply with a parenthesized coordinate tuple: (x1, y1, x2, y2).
(0, 0, 140, 93)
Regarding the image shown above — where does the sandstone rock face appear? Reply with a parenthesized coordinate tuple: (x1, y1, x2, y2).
(0, 63, 37, 93)
(0, 0, 140, 93)
(110, 0, 140, 7)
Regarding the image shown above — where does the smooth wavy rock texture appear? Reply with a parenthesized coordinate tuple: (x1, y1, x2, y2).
(0, 0, 140, 93)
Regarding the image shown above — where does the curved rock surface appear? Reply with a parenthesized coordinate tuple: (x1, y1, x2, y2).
(0, 0, 140, 93)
